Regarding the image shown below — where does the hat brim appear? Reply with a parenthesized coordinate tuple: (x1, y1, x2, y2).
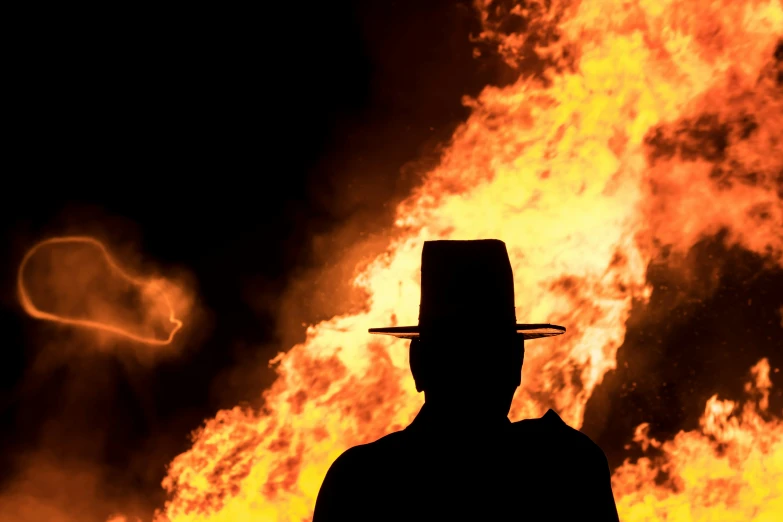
(368, 323, 565, 340)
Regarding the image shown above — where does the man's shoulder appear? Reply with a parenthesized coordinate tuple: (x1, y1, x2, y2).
(511, 409, 607, 461)
(327, 429, 409, 473)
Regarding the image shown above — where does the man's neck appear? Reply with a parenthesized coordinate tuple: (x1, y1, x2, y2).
(414, 398, 511, 431)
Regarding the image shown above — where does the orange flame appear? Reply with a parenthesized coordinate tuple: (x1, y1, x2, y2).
(144, 0, 782, 521)
(18, 236, 184, 346)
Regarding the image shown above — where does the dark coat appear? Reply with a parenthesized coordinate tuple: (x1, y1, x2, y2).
(313, 405, 620, 521)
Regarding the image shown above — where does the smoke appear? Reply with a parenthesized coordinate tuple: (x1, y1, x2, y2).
(17, 236, 194, 358)
(1, 225, 204, 522)
(0, 349, 161, 522)
(0, 448, 152, 522)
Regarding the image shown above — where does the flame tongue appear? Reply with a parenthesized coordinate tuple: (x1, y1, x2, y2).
(155, 1, 783, 521)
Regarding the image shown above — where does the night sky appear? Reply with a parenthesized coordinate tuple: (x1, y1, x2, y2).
(2, 4, 782, 521)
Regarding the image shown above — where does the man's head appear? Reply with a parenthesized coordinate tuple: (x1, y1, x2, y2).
(367, 239, 564, 416)
(409, 328, 525, 417)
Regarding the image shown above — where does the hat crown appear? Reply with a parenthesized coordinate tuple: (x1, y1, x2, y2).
(419, 239, 516, 330)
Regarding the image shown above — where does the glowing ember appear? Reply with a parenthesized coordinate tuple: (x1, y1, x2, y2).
(18, 236, 184, 346)
(139, 0, 780, 520)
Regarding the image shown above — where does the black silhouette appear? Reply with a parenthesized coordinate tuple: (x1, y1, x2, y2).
(313, 240, 620, 521)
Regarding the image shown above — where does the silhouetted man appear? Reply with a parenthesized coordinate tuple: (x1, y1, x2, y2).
(313, 239, 620, 521)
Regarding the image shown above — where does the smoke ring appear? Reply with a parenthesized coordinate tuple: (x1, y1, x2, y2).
(17, 235, 183, 346)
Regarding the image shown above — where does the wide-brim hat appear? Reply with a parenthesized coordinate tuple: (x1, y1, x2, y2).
(369, 239, 565, 340)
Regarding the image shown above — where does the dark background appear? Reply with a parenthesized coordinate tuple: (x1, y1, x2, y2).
(1, 2, 511, 520)
(2, 3, 782, 521)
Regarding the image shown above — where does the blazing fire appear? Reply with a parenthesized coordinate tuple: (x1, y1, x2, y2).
(18, 236, 185, 348)
(144, 0, 783, 520)
(17, 0, 782, 520)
